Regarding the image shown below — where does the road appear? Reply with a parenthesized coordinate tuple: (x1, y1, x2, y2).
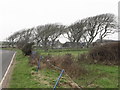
(0, 49, 15, 81)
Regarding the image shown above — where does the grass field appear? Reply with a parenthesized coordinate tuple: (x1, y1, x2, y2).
(75, 64, 118, 88)
(9, 48, 118, 88)
(35, 48, 89, 56)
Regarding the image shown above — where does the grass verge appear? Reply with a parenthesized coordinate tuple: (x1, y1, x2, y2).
(9, 50, 72, 88)
(9, 48, 118, 88)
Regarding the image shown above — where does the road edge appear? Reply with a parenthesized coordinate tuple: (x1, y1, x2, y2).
(0, 52, 16, 89)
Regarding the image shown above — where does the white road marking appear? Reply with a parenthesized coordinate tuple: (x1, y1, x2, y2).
(0, 52, 16, 89)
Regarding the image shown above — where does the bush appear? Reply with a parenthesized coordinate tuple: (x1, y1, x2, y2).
(89, 42, 119, 65)
(21, 42, 34, 56)
(77, 53, 88, 62)
(44, 54, 86, 78)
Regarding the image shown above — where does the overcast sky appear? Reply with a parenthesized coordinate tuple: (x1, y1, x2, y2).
(0, 0, 119, 43)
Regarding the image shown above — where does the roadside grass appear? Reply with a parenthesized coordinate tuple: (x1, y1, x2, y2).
(32, 67, 71, 88)
(9, 48, 118, 88)
(9, 50, 40, 88)
(9, 50, 71, 88)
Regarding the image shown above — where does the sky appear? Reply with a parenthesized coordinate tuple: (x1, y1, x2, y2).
(0, 0, 119, 43)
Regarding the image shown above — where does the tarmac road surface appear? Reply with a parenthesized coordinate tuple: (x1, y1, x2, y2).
(0, 49, 15, 81)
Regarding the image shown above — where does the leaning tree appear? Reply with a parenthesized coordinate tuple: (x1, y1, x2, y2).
(83, 13, 117, 47)
(35, 24, 66, 50)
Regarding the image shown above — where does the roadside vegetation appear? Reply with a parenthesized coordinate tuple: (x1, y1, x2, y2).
(8, 46, 118, 88)
(9, 49, 72, 88)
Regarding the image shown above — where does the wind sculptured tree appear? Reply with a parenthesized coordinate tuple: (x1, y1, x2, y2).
(7, 29, 30, 48)
(18, 28, 35, 55)
(83, 13, 117, 47)
(7, 13, 117, 50)
(7, 30, 24, 48)
(82, 16, 103, 48)
(7, 34, 16, 48)
(35, 24, 65, 51)
(36, 25, 49, 51)
(15, 28, 34, 49)
(48, 24, 66, 49)
(7, 28, 35, 55)
(63, 19, 87, 48)
(97, 14, 117, 43)
(33, 26, 43, 47)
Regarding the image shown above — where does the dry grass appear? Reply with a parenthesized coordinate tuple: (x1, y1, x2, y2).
(43, 54, 87, 78)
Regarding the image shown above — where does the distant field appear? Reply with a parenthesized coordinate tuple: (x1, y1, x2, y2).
(9, 48, 118, 88)
(35, 48, 89, 56)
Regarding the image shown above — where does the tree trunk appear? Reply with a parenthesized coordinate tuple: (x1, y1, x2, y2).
(100, 36, 103, 46)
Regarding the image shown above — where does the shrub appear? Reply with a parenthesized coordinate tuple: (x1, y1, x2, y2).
(21, 42, 34, 56)
(77, 53, 88, 62)
(44, 54, 86, 78)
(89, 42, 120, 65)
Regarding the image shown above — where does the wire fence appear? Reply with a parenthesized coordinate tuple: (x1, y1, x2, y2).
(46, 59, 82, 89)
(31, 51, 82, 89)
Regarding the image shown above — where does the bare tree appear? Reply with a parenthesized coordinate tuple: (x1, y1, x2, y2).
(48, 24, 66, 49)
(35, 24, 65, 50)
(7, 13, 117, 49)
(83, 16, 101, 47)
(98, 14, 117, 43)
(83, 13, 117, 47)
(64, 19, 87, 43)
(35, 25, 51, 51)
(7, 35, 15, 48)
(17, 28, 35, 49)
(7, 27, 35, 49)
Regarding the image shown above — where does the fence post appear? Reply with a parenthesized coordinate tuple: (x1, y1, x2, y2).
(31, 51, 36, 59)
(36, 56, 42, 72)
(53, 69, 64, 90)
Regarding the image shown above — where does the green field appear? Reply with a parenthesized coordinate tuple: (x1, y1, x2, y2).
(35, 48, 88, 56)
(9, 48, 118, 88)
(75, 64, 118, 88)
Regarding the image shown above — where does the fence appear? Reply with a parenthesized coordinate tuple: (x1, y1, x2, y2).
(32, 52, 81, 89)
